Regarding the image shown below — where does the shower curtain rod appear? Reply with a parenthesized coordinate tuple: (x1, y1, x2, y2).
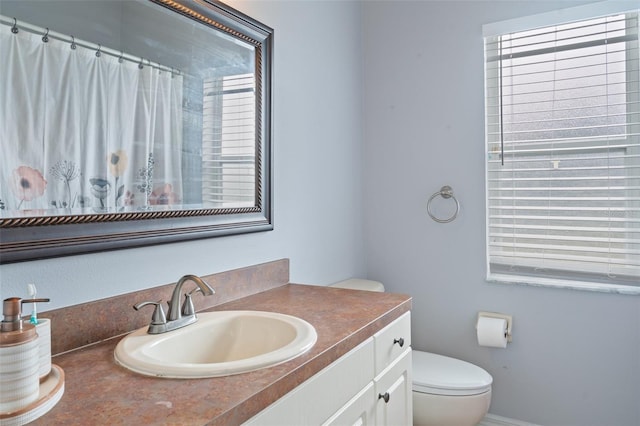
(0, 14, 179, 76)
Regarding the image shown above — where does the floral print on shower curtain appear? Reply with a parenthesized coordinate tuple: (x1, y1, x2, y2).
(0, 19, 183, 216)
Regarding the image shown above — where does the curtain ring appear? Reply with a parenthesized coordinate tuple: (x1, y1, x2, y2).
(95, 44, 102, 57)
(11, 18, 18, 34)
(70, 36, 77, 50)
(42, 28, 49, 43)
(138, 58, 144, 69)
(118, 51, 124, 63)
(427, 185, 460, 223)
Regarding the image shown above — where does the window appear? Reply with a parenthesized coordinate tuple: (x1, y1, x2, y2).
(202, 73, 256, 208)
(484, 5, 640, 293)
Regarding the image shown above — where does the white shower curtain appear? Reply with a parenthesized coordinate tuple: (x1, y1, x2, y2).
(0, 20, 183, 215)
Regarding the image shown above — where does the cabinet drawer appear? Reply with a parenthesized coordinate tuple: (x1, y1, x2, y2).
(374, 311, 411, 375)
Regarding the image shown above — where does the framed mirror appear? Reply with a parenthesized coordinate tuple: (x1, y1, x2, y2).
(0, 0, 273, 263)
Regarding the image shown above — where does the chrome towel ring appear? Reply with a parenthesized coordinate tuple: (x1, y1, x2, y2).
(427, 185, 459, 223)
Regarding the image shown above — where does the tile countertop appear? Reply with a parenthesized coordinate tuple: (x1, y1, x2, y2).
(34, 284, 411, 425)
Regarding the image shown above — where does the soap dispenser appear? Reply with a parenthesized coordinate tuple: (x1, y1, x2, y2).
(0, 296, 49, 413)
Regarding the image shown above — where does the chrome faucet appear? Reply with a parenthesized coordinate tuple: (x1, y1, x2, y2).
(167, 274, 215, 321)
(134, 274, 215, 334)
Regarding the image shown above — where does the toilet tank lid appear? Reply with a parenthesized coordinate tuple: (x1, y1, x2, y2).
(329, 279, 385, 292)
(412, 351, 493, 396)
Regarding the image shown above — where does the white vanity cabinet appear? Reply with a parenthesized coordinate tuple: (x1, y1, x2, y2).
(244, 312, 412, 426)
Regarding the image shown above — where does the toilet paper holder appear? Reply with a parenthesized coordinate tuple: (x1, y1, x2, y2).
(477, 311, 512, 343)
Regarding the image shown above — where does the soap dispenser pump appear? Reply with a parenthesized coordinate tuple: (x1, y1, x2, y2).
(0, 297, 49, 345)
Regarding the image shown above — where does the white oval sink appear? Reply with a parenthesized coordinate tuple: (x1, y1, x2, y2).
(114, 310, 317, 378)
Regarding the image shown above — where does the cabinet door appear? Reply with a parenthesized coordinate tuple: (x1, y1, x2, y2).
(243, 338, 374, 426)
(375, 349, 412, 426)
(322, 382, 376, 426)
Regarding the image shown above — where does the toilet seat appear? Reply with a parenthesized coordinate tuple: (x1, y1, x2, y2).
(412, 351, 492, 396)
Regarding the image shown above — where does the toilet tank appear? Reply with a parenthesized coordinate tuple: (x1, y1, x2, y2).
(330, 279, 385, 292)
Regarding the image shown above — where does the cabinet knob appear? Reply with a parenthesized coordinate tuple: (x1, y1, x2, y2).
(393, 337, 404, 347)
(378, 392, 390, 403)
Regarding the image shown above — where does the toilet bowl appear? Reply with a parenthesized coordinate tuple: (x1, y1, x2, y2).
(412, 350, 492, 426)
(330, 278, 493, 426)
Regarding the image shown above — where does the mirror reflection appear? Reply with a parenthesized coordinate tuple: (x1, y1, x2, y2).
(0, 0, 258, 218)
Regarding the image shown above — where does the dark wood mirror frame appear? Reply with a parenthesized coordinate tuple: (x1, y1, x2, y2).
(0, 0, 273, 263)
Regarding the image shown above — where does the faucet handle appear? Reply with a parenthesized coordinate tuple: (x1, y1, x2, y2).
(181, 288, 202, 316)
(133, 300, 167, 325)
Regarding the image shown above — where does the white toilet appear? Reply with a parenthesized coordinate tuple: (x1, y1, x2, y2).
(331, 279, 493, 426)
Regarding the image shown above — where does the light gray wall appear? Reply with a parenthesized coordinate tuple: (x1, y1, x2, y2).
(362, 1, 640, 425)
(3, 1, 639, 425)
(0, 0, 366, 309)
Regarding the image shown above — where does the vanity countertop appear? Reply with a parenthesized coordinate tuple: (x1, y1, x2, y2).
(34, 284, 411, 425)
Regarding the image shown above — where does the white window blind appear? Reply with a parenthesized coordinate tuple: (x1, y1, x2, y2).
(202, 73, 256, 208)
(484, 9, 640, 292)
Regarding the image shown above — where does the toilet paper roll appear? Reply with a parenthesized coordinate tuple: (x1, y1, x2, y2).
(476, 316, 508, 348)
